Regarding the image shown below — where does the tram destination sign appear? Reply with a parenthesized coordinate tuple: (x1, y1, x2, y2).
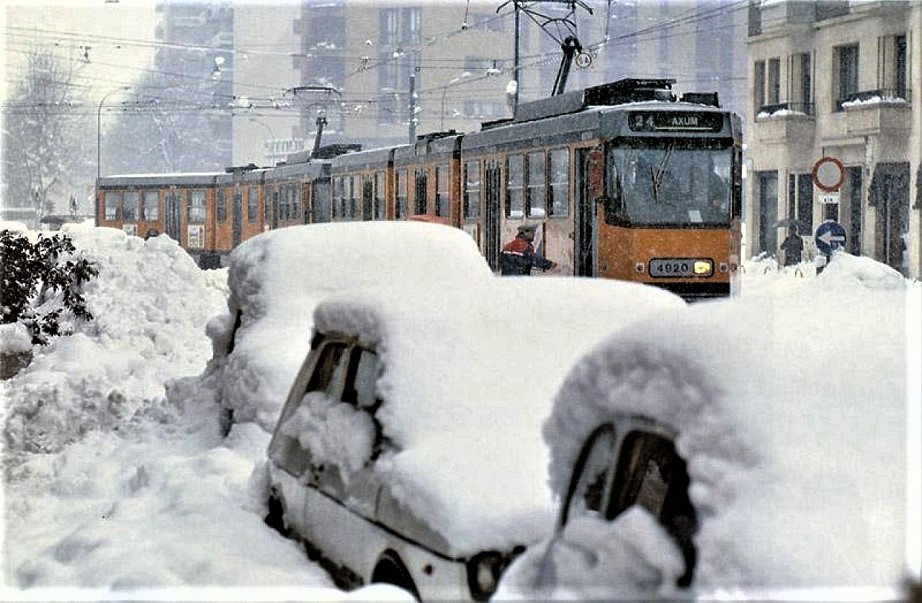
(629, 111, 724, 133)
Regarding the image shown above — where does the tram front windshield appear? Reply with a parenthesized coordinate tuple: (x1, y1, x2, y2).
(607, 140, 732, 227)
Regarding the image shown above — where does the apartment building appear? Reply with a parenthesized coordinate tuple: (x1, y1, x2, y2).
(747, 0, 920, 278)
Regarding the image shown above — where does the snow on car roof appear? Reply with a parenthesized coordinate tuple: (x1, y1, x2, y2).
(311, 277, 685, 554)
(541, 252, 914, 592)
(214, 221, 494, 429)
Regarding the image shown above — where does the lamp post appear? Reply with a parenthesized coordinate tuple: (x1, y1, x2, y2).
(440, 72, 472, 130)
(96, 86, 129, 184)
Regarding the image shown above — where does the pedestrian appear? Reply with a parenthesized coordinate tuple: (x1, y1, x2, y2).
(500, 224, 557, 275)
(780, 229, 803, 266)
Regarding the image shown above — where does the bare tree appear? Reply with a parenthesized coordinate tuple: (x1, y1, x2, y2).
(2, 45, 91, 220)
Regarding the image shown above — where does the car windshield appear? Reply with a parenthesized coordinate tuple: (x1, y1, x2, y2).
(607, 140, 732, 226)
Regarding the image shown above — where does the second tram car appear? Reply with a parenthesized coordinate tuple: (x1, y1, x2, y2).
(96, 78, 742, 299)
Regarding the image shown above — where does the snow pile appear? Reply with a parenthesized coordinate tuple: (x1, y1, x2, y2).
(191, 221, 494, 433)
(498, 253, 916, 598)
(307, 277, 684, 552)
(3, 225, 228, 455)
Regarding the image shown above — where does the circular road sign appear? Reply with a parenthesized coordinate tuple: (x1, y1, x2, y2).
(814, 220, 847, 256)
(574, 52, 593, 69)
(812, 156, 845, 192)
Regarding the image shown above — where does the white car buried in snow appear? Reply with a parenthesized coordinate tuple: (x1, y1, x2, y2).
(497, 254, 918, 601)
(264, 277, 685, 601)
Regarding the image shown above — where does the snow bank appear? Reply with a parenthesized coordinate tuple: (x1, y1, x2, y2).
(499, 253, 915, 597)
(3, 225, 228, 455)
(193, 221, 494, 433)
(309, 277, 685, 553)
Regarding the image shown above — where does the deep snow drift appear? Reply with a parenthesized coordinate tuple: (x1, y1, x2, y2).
(1, 224, 918, 601)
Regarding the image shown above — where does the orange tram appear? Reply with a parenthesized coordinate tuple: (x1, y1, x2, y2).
(96, 78, 743, 300)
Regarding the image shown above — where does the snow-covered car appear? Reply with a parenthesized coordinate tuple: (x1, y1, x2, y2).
(497, 253, 918, 601)
(196, 221, 494, 432)
(264, 277, 685, 601)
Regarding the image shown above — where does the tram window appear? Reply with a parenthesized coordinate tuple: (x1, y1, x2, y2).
(247, 188, 258, 223)
(507, 154, 524, 218)
(142, 191, 159, 221)
(549, 149, 569, 218)
(123, 191, 138, 221)
(352, 176, 362, 219)
(436, 165, 450, 218)
(264, 188, 273, 222)
(189, 190, 206, 224)
(375, 171, 386, 220)
(217, 190, 227, 223)
(464, 160, 481, 220)
(396, 169, 409, 219)
(105, 192, 122, 220)
(526, 151, 546, 218)
(292, 185, 302, 222)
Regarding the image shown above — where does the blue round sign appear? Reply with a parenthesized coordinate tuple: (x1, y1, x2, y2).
(814, 220, 847, 255)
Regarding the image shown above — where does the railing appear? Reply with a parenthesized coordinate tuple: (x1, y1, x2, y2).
(757, 101, 815, 117)
(836, 88, 910, 112)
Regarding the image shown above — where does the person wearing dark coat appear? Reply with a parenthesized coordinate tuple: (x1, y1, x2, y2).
(500, 224, 557, 275)
(780, 230, 804, 266)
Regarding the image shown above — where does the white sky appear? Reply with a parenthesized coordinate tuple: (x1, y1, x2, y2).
(2, 1, 160, 104)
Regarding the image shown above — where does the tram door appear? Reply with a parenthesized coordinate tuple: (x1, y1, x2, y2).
(574, 149, 597, 277)
(232, 190, 242, 247)
(165, 191, 182, 243)
(483, 159, 502, 271)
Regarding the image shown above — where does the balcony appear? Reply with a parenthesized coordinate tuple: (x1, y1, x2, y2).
(837, 89, 912, 136)
(754, 101, 815, 145)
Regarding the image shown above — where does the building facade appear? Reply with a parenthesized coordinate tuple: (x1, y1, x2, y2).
(747, 0, 920, 278)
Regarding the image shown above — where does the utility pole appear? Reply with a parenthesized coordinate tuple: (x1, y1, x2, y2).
(513, 1, 520, 111)
(408, 69, 418, 143)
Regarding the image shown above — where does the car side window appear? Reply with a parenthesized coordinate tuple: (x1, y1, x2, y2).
(270, 342, 348, 477)
(341, 347, 387, 458)
(609, 431, 697, 587)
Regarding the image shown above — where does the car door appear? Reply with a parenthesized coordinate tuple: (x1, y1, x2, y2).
(305, 345, 387, 568)
(268, 340, 349, 535)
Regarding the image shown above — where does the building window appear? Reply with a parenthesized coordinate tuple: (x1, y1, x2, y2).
(767, 57, 780, 104)
(789, 52, 813, 114)
(188, 190, 206, 223)
(122, 191, 138, 221)
(797, 173, 813, 234)
(142, 191, 159, 221)
(549, 148, 569, 217)
(217, 190, 227, 223)
(402, 7, 421, 45)
(880, 34, 908, 99)
(396, 169, 408, 219)
(105, 192, 122, 220)
(247, 187, 258, 222)
(435, 165, 450, 218)
(526, 151, 546, 218)
(833, 43, 859, 111)
(464, 160, 481, 220)
(380, 8, 398, 46)
(507, 154, 524, 218)
(753, 60, 766, 114)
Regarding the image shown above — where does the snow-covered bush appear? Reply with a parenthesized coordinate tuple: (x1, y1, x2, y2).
(0, 230, 98, 345)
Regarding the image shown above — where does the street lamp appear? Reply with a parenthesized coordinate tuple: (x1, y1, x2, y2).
(440, 72, 471, 130)
(96, 86, 129, 184)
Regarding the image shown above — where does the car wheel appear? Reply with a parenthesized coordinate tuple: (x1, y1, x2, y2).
(372, 552, 420, 601)
(264, 491, 289, 537)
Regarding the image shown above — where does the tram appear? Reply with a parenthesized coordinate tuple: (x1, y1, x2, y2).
(96, 78, 742, 298)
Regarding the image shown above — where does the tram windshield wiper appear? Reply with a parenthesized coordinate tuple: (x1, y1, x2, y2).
(650, 143, 675, 204)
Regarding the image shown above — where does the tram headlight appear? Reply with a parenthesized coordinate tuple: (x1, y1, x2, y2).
(693, 260, 713, 276)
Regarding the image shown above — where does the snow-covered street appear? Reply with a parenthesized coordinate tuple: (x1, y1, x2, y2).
(1, 223, 919, 600)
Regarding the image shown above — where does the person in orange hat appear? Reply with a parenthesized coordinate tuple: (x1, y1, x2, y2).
(499, 224, 557, 275)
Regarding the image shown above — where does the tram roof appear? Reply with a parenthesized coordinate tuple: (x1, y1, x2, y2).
(97, 172, 223, 188)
